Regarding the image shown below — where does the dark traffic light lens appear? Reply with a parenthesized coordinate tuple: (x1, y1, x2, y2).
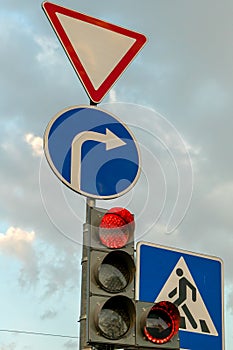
(97, 251, 135, 293)
(96, 296, 135, 340)
(143, 301, 180, 344)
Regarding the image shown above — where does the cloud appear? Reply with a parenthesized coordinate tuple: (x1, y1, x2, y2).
(40, 308, 57, 320)
(0, 226, 35, 258)
(0, 225, 80, 295)
(63, 340, 77, 349)
(34, 34, 61, 66)
(0, 227, 38, 286)
(24, 133, 43, 157)
(41, 249, 80, 298)
(204, 182, 233, 230)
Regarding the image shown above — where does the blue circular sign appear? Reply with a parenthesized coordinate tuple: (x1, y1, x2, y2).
(44, 105, 141, 199)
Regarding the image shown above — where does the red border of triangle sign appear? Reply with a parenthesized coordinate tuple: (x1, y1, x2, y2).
(42, 2, 147, 103)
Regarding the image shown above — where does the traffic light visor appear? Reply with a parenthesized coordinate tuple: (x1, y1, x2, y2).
(142, 301, 180, 344)
(99, 207, 134, 248)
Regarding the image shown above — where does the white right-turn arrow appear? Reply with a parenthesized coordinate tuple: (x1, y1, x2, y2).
(71, 129, 126, 191)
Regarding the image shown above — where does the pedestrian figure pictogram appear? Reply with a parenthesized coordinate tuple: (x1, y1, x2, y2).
(168, 268, 199, 330)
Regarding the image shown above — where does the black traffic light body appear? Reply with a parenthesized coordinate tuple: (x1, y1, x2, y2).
(84, 205, 180, 349)
(87, 206, 136, 347)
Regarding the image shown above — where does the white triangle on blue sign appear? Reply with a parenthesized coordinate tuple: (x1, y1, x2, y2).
(155, 256, 218, 336)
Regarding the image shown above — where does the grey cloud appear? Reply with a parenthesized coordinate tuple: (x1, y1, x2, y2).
(39, 246, 81, 298)
(40, 308, 57, 320)
(63, 339, 77, 349)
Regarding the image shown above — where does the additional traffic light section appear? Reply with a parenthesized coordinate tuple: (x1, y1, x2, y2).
(136, 300, 180, 349)
(87, 206, 136, 347)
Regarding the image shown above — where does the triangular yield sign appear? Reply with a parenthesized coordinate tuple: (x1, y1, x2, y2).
(155, 256, 218, 336)
(42, 2, 147, 103)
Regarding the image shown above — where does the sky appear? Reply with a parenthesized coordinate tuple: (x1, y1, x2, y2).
(0, 0, 233, 349)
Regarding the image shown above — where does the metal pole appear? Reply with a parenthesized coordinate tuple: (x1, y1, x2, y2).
(79, 99, 97, 350)
(79, 197, 96, 350)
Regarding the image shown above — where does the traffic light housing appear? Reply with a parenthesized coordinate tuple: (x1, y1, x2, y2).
(83, 204, 180, 349)
(87, 206, 136, 347)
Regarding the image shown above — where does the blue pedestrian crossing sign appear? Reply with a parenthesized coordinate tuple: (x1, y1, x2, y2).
(44, 105, 140, 199)
(136, 242, 224, 350)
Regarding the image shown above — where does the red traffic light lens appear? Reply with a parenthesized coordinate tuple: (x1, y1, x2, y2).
(143, 301, 180, 344)
(99, 207, 134, 248)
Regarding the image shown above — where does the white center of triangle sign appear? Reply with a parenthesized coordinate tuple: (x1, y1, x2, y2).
(42, 1, 147, 103)
(136, 242, 224, 350)
(156, 256, 217, 336)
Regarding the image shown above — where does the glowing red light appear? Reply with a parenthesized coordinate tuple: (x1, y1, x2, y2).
(143, 301, 180, 344)
(99, 207, 134, 248)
